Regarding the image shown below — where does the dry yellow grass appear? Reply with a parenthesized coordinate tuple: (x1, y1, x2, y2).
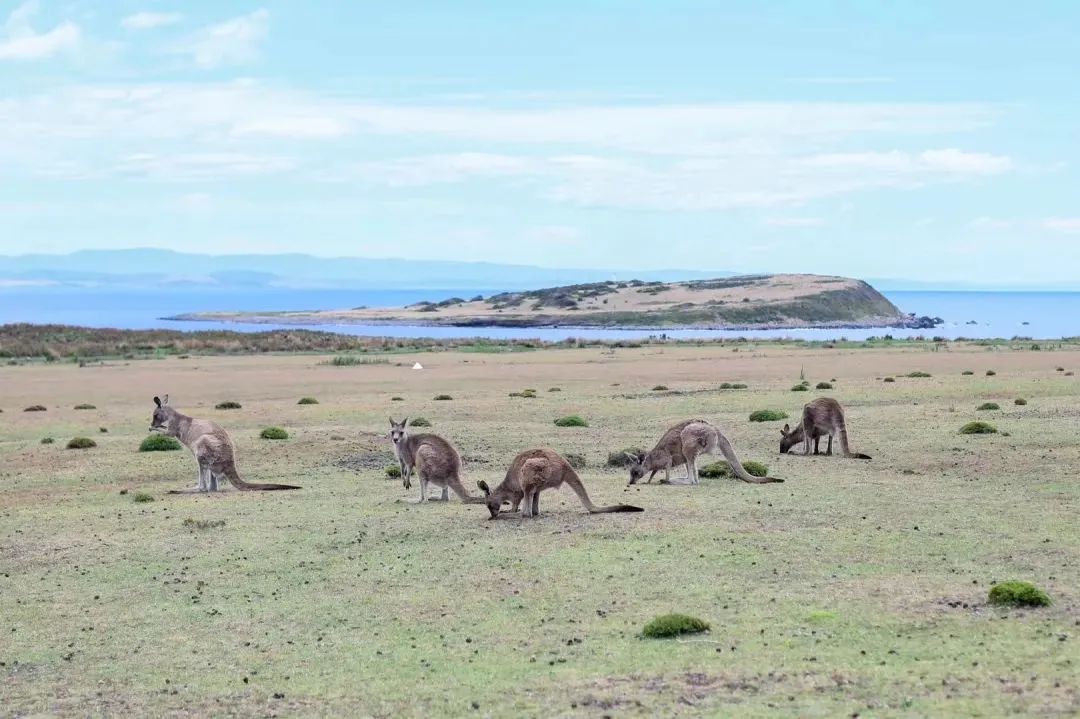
(1, 342, 1077, 717)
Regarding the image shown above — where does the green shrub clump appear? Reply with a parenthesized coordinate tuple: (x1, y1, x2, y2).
(564, 453, 587, 469)
(510, 389, 537, 398)
(1014, 398, 1028, 406)
(548, 387, 562, 392)
(698, 460, 768, 478)
(24, 405, 47, 412)
(41, 437, 55, 445)
(977, 402, 1001, 411)
(652, 385, 669, 391)
(607, 448, 644, 467)
(67, 437, 96, 449)
(749, 409, 788, 423)
(907, 371, 932, 378)
(986, 370, 997, 376)
(988, 580, 1051, 607)
(883, 377, 895, 383)
(132, 492, 154, 503)
(815, 382, 833, 390)
(962, 370, 975, 376)
(791, 384, 809, 392)
(554, 415, 588, 427)
(139, 435, 183, 452)
(260, 427, 289, 440)
(73, 403, 96, 410)
(960, 421, 998, 435)
(298, 397, 319, 405)
(409, 417, 432, 427)
(391, 396, 404, 401)
(433, 394, 453, 401)
(386, 465, 402, 478)
(642, 613, 710, 639)
(215, 401, 242, 410)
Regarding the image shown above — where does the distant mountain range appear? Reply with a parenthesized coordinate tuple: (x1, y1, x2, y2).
(0, 249, 728, 291)
(0, 249, 1073, 292)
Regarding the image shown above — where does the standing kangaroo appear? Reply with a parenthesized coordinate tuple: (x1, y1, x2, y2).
(149, 395, 301, 492)
(388, 418, 482, 503)
(780, 397, 871, 459)
(477, 448, 643, 519)
(628, 420, 784, 485)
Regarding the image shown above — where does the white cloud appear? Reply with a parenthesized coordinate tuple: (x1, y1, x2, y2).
(231, 116, 350, 139)
(764, 217, 826, 227)
(1041, 217, 1080, 234)
(112, 152, 293, 180)
(170, 9, 268, 69)
(122, 12, 183, 30)
(0, 1, 80, 61)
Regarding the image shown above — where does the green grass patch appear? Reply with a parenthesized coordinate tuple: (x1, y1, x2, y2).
(260, 427, 289, 440)
(988, 580, 1051, 607)
(40, 437, 54, 445)
(327, 355, 390, 366)
(66, 437, 96, 449)
(977, 402, 1001, 411)
(815, 382, 833, 389)
(651, 385, 669, 391)
(749, 409, 788, 422)
(386, 465, 401, 478)
(215, 401, 242, 410)
(73, 403, 96, 410)
(139, 435, 182, 452)
(699, 460, 768, 478)
(132, 492, 154, 503)
(298, 397, 319, 405)
(791, 384, 809, 392)
(433, 394, 453, 401)
(554, 415, 588, 427)
(1014, 398, 1027, 406)
(509, 389, 537, 398)
(907, 371, 932, 378)
(182, 518, 226, 530)
(548, 387, 561, 392)
(960, 421, 998, 435)
(409, 417, 432, 427)
(642, 613, 710, 639)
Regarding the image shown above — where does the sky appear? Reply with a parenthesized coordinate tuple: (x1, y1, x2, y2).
(1, 0, 1078, 284)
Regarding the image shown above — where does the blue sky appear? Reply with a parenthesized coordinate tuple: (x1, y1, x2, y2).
(1, 1, 1078, 283)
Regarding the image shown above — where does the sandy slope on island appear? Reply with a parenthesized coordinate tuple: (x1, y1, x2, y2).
(173, 273, 910, 329)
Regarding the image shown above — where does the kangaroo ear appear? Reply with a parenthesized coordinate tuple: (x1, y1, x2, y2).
(623, 452, 638, 464)
(162, 394, 169, 405)
(477, 480, 490, 496)
(782, 424, 790, 434)
(402, 417, 409, 428)
(154, 396, 162, 408)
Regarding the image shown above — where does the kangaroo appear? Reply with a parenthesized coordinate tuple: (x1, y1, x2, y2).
(149, 395, 301, 492)
(388, 418, 482, 503)
(625, 418, 705, 484)
(628, 420, 784, 485)
(477, 448, 643, 519)
(780, 397, 871, 459)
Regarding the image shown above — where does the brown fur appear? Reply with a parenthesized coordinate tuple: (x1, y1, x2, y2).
(149, 396, 300, 492)
(780, 397, 871, 459)
(388, 418, 481, 503)
(630, 420, 784, 484)
(478, 448, 644, 519)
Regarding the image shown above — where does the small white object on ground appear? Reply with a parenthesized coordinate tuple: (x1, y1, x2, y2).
(412, 362, 423, 370)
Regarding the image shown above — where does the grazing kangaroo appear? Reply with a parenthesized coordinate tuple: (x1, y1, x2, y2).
(388, 418, 482, 503)
(780, 397, 871, 459)
(477, 448, 643, 519)
(149, 396, 301, 492)
(628, 420, 784, 485)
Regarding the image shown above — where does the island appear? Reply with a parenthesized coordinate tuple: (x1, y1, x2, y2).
(169, 273, 941, 330)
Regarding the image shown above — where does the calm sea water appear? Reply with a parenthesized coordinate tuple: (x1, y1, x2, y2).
(1, 286, 1077, 341)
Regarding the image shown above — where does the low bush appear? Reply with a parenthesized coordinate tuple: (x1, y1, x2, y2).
(548, 387, 562, 392)
(791, 384, 809, 392)
(391, 396, 404, 401)
(1014, 398, 1028, 406)
(99, 427, 108, 434)
(74, 403, 96, 410)
(41, 437, 55, 444)
(433, 394, 453, 401)
(386, 465, 401, 478)
(409, 417, 432, 427)
(815, 382, 833, 390)
(907, 371, 932, 378)
(24, 405, 47, 412)
(986, 370, 997, 376)
(651, 385, 669, 391)
(642, 613, 710, 639)
(960, 421, 997, 435)
(883, 377, 895, 383)
(132, 492, 154, 503)
(988, 580, 1051, 607)
(564, 453, 587, 469)
(139, 435, 182, 452)
(1056, 367, 1065, 372)
(67, 437, 96, 449)
(698, 460, 768, 478)
(607, 448, 644, 467)
(976, 402, 1000, 411)
(749, 409, 788, 423)
(215, 401, 242, 410)
(554, 415, 588, 427)
(297, 397, 319, 405)
(962, 370, 974, 375)
(260, 427, 289, 440)
(509, 389, 537, 398)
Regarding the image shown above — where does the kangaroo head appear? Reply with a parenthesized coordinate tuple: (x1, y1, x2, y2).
(388, 417, 409, 446)
(150, 394, 172, 433)
(476, 480, 503, 519)
(624, 451, 647, 485)
(779, 423, 802, 454)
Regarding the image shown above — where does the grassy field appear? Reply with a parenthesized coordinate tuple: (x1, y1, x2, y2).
(1, 342, 1077, 717)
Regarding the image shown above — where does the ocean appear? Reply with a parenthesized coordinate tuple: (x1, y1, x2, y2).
(1, 286, 1077, 341)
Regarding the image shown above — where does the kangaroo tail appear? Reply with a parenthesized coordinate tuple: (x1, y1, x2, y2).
(837, 424, 871, 460)
(448, 475, 484, 503)
(716, 433, 784, 484)
(225, 464, 301, 491)
(564, 469, 644, 513)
